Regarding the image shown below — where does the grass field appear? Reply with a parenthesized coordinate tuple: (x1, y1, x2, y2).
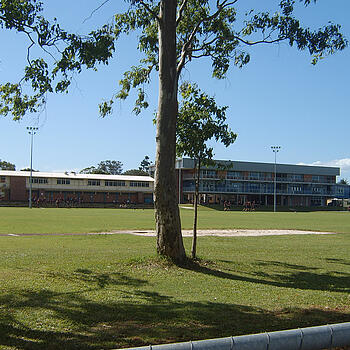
(0, 207, 350, 349)
(0, 206, 350, 234)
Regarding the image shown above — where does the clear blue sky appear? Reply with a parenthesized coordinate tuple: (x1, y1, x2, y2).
(1, 0, 349, 180)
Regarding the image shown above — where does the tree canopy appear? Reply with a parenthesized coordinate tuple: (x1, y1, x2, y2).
(139, 155, 152, 173)
(177, 82, 236, 162)
(0, 1, 347, 120)
(0, 159, 16, 170)
(338, 178, 349, 185)
(20, 168, 39, 172)
(80, 160, 123, 175)
(123, 169, 149, 176)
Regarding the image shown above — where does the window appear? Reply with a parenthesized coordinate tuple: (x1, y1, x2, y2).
(57, 178, 70, 185)
(0, 176, 5, 183)
(201, 170, 217, 178)
(31, 177, 48, 184)
(249, 172, 260, 180)
(246, 183, 260, 192)
(312, 187, 324, 193)
(227, 171, 242, 179)
(291, 174, 303, 182)
(130, 181, 150, 187)
(336, 187, 344, 195)
(291, 186, 302, 193)
(312, 175, 324, 183)
(105, 180, 125, 187)
(87, 180, 100, 186)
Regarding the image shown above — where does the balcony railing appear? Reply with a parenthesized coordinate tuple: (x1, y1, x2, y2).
(182, 174, 335, 185)
(182, 186, 336, 196)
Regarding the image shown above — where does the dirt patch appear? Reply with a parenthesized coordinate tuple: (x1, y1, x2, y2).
(1, 229, 336, 237)
(116, 229, 336, 237)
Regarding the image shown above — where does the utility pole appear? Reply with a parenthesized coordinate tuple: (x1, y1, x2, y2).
(271, 146, 281, 212)
(27, 127, 38, 208)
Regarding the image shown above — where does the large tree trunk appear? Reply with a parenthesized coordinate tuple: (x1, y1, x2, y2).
(155, 0, 186, 263)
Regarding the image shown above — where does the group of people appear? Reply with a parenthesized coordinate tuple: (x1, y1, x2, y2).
(30, 196, 83, 208)
(223, 200, 232, 211)
(222, 200, 257, 211)
(243, 201, 256, 211)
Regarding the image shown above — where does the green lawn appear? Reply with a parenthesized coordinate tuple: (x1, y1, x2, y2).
(0, 233, 350, 349)
(0, 207, 350, 349)
(0, 206, 349, 234)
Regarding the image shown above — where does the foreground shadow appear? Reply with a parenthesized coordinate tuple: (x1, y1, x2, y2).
(181, 259, 350, 293)
(1, 287, 350, 350)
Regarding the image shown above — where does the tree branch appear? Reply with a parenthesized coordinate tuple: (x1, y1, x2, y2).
(83, 0, 111, 23)
(176, 0, 189, 26)
(177, 21, 201, 77)
(176, 0, 240, 77)
(234, 35, 286, 46)
(135, 0, 161, 25)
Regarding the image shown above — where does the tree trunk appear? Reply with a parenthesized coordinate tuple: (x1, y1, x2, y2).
(155, 0, 186, 263)
(191, 158, 200, 259)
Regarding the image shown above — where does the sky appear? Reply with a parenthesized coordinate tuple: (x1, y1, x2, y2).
(0, 0, 349, 180)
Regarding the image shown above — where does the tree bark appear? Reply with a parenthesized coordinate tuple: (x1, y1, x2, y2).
(155, 0, 186, 263)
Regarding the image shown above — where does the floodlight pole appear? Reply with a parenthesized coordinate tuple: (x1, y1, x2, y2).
(27, 127, 38, 208)
(271, 146, 281, 212)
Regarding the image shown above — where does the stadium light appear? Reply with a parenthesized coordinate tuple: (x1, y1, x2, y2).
(271, 146, 281, 212)
(27, 127, 39, 209)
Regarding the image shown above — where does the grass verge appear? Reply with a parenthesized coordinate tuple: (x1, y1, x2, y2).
(0, 233, 350, 349)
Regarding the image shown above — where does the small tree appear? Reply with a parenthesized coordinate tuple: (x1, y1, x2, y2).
(338, 178, 349, 185)
(139, 156, 152, 173)
(177, 82, 237, 259)
(0, 160, 15, 170)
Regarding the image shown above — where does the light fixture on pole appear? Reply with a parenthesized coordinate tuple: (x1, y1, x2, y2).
(271, 146, 281, 212)
(27, 127, 38, 209)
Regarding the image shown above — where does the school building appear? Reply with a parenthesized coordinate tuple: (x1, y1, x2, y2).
(172, 158, 350, 207)
(1, 159, 349, 208)
(0, 170, 154, 205)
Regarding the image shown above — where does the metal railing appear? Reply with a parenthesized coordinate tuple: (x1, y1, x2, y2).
(119, 322, 350, 350)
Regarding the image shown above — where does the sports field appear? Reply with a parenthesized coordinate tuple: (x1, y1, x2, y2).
(0, 207, 349, 349)
(0, 206, 350, 234)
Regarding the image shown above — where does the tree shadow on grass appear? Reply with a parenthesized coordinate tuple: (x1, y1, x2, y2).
(1, 287, 350, 350)
(325, 258, 350, 267)
(1, 260, 350, 350)
(182, 259, 350, 293)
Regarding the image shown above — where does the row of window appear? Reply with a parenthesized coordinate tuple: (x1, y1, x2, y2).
(31, 178, 48, 184)
(198, 171, 335, 183)
(183, 180, 346, 195)
(57, 178, 70, 185)
(30, 178, 150, 187)
(130, 181, 150, 187)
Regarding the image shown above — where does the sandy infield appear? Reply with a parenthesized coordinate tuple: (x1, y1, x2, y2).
(2, 229, 336, 237)
(88, 229, 336, 237)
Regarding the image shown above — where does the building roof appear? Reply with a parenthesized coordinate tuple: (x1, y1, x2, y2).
(177, 158, 340, 176)
(0, 170, 154, 182)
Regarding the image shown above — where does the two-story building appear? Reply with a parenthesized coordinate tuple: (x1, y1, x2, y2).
(0, 171, 154, 205)
(171, 158, 350, 207)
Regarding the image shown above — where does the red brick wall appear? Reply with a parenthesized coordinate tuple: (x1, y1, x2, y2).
(10, 176, 27, 201)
